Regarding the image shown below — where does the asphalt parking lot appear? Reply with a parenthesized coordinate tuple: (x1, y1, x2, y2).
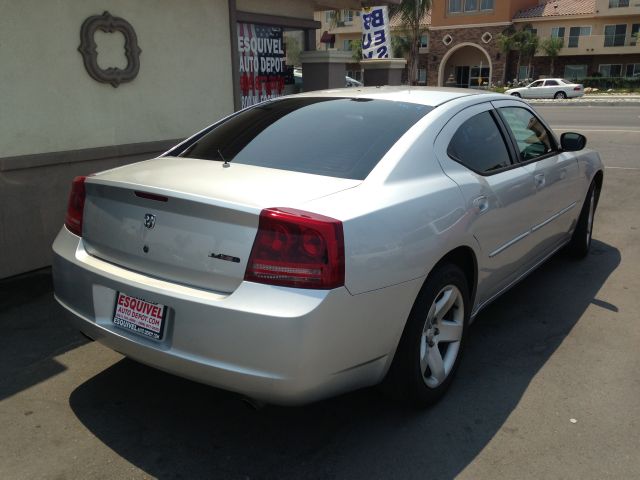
(1, 105, 639, 480)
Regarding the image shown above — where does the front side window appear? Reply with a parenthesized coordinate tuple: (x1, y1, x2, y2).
(178, 98, 432, 180)
(447, 111, 511, 174)
(499, 107, 555, 162)
(530, 80, 544, 87)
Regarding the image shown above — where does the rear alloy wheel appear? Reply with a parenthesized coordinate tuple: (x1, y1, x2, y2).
(511, 92, 521, 98)
(383, 264, 470, 407)
(554, 91, 567, 99)
(568, 182, 598, 258)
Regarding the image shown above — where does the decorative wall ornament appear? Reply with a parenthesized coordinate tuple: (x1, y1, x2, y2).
(78, 11, 141, 87)
(481, 32, 493, 44)
(442, 34, 453, 46)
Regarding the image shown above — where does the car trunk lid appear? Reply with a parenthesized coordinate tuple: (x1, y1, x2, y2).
(82, 157, 360, 293)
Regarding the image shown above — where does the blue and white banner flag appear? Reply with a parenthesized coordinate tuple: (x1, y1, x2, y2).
(361, 6, 391, 59)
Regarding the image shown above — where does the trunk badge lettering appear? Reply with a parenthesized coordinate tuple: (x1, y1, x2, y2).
(208, 253, 240, 263)
(144, 213, 156, 229)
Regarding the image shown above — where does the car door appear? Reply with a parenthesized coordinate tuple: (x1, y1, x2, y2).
(543, 79, 561, 98)
(493, 100, 582, 259)
(525, 80, 545, 99)
(434, 102, 540, 308)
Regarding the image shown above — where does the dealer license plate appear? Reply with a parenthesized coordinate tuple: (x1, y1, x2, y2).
(112, 292, 167, 341)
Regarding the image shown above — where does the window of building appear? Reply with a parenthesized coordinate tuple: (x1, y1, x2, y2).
(342, 10, 354, 24)
(609, 0, 630, 7)
(418, 68, 427, 84)
(469, 66, 490, 88)
(449, 0, 493, 13)
(464, 0, 478, 12)
(480, 0, 494, 10)
(599, 64, 623, 76)
(343, 39, 353, 51)
(567, 26, 591, 48)
(604, 24, 627, 47)
(626, 64, 640, 77)
(347, 70, 362, 81)
(449, 0, 462, 13)
(498, 107, 555, 162)
(419, 34, 428, 47)
(447, 111, 511, 174)
(551, 27, 565, 38)
(632, 24, 640, 45)
(564, 64, 588, 80)
(325, 11, 335, 23)
(519, 65, 532, 80)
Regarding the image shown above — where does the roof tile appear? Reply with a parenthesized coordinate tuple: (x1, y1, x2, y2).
(514, 0, 595, 19)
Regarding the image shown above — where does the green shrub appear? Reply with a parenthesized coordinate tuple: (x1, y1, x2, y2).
(579, 77, 640, 91)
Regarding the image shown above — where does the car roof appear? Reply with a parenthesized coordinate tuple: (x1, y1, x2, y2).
(290, 86, 494, 107)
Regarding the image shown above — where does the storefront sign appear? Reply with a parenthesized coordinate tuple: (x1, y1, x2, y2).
(237, 23, 286, 108)
(361, 6, 390, 59)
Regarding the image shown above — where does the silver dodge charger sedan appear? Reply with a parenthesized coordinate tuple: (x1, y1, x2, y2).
(53, 87, 603, 406)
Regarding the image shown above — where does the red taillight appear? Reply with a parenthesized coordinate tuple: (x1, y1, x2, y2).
(245, 208, 345, 289)
(574, 86, 582, 91)
(64, 176, 87, 236)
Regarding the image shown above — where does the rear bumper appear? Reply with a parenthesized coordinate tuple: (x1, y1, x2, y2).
(52, 227, 419, 405)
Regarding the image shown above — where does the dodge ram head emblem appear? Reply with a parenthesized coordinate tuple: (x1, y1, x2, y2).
(144, 213, 156, 229)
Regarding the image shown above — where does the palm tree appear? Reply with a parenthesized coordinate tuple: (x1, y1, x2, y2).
(522, 31, 539, 81)
(496, 27, 515, 85)
(389, 0, 431, 85)
(540, 36, 564, 77)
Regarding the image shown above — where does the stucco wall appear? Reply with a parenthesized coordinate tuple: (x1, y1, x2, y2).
(0, 0, 234, 158)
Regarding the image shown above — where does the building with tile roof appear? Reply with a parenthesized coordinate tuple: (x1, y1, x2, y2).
(513, 0, 640, 81)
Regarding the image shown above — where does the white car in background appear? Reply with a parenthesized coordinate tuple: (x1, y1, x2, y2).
(506, 78, 584, 99)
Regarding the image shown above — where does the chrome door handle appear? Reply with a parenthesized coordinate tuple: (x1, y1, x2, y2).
(534, 173, 546, 188)
(473, 195, 489, 213)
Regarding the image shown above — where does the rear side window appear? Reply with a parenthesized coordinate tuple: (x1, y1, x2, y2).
(447, 111, 512, 174)
(178, 97, 432, 180)
(545, 80, 559, 86)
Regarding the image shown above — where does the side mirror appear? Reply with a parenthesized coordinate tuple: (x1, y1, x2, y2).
(561, 132, 587, 151)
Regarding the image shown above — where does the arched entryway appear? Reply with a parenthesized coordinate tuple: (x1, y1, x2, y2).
(438, 42, 492, 88)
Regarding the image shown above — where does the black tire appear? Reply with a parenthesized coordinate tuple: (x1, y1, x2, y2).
(554, 91, 567, 99)
(382, 263, 470, 407)
(567, 181, 598, 258)
(511, 92, 521, 98)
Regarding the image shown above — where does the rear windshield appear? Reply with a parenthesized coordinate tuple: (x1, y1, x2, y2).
(177, 97, 432, 180)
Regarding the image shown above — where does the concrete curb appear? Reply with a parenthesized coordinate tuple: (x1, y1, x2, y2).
(523, 94, 640, 107)
(527, 100, 640, 107)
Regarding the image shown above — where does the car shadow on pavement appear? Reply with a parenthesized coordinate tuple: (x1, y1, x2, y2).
(69, 240, 620, 480)
(0, 268, 88, 401)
